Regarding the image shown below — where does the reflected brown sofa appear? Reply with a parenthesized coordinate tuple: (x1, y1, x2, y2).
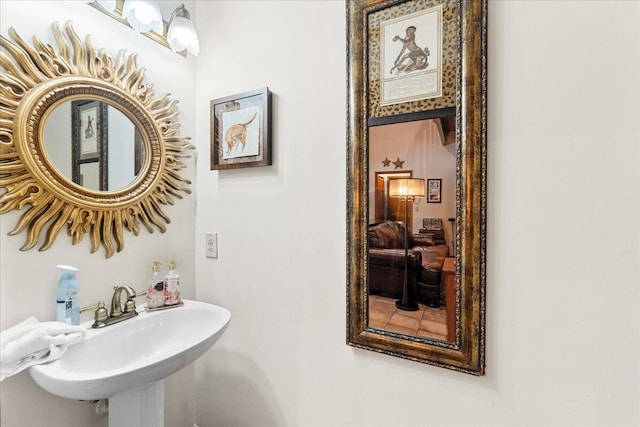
(368, 221, 449, 307)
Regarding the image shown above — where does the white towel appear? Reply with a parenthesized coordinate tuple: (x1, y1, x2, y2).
(0, 317, 86, 381)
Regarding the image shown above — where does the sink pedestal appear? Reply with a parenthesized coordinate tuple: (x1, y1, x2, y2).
(109, 380, 164, 427)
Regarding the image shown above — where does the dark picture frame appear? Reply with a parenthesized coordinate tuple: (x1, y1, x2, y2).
(427, 178, 441, 203)
(210, 87, 272, 170)
(71, 100, 108, 191)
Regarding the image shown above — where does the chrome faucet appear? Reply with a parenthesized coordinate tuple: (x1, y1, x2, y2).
(88, 285, 139, 328)
(111, 285, 137, 317)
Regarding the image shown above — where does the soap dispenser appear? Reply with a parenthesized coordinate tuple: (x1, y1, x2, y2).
(147, 261, 164, 309)
(164, 260, 180, 306)
(56, 265, 80, 325)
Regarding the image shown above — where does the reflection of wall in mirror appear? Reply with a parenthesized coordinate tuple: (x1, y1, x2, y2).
(43, 102, 72, 178)
(369, 119, 455, 255)
(108, 106, 137, 190)
(80, 162, 100, 192)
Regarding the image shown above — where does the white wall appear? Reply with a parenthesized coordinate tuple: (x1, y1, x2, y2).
(108, 106, 137, 190)
(1, 1, 638, 427)
(193, 1, 638, 426)
(0, 2, 197, 426)
(43, 102, 72, 178)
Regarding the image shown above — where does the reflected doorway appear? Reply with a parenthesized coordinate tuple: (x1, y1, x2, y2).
(374, 171, 412, 225)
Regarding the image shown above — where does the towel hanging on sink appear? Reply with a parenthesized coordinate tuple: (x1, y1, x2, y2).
(0, 317, 86, 381)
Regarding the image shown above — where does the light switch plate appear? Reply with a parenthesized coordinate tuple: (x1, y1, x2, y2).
(205, 232, 218, 258)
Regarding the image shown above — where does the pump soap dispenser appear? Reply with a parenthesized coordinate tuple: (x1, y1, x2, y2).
(147, 261, 164, 309)
(164, 260, 180, 306)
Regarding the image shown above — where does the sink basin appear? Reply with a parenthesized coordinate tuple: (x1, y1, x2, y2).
(29, 299, 230, 426)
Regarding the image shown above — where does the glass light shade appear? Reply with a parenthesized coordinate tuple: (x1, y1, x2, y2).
(122, 0, 163, 34)
(94, 0, 117, 12)
(167, 5, 200, 56)
(389, 178, 425, 198)
(167, 17, 200, 55)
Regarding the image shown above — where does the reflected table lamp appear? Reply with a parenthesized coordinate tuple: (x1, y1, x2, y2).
(389, 178, 425, 311)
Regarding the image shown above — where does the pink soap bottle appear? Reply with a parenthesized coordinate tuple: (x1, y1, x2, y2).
(146, 261, 164, 309)
(164, 260, 180, 305)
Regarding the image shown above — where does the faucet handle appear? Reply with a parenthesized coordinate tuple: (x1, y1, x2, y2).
(124, 298, 136, 314)
(92, 302, 108, 328)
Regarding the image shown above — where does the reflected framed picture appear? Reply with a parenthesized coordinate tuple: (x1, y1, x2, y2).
(427, 178, 441, 203)
(72, 100, 107, 161)
(71, 100, 108, 190)
(210, 87, 272, 170)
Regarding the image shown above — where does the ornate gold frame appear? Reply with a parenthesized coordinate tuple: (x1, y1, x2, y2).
(0, 22, 194, 257)
(346, 0, 486, 375)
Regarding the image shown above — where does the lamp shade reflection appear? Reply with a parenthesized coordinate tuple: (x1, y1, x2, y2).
(389, 178, 426, 200)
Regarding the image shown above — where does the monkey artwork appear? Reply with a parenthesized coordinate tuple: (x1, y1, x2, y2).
(390, 25, 430, 74)
(84, 115, 95, 139)
(224, 111, 257, 156)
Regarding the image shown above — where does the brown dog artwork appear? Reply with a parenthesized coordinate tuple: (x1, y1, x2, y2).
(224, 109, 258, 158)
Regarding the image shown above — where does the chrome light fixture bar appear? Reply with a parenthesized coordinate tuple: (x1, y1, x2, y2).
(87, 0, 188, 57)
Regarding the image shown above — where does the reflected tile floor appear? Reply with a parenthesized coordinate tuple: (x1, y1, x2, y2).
(368, 294, 448, 341)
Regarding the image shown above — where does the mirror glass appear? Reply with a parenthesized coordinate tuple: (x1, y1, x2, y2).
(43, 99, 146, 192)
(367, 117, 456, 342)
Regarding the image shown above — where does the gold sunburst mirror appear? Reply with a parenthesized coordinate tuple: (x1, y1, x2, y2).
(0, 21, 194, 258)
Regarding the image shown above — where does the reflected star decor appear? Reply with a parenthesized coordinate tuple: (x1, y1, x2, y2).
(393, 157, 405, 169)
(382, 157, 391, 167)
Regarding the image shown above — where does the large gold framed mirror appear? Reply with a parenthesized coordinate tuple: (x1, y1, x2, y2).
(346, 0, 486, 375)
(0, 22, 193, 258)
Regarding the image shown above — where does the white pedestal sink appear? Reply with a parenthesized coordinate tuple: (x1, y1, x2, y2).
(29, 300, 230, 427)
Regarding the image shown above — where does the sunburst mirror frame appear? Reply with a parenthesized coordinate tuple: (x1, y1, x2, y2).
(0, 21, 194, 258)
(346, 0, 486, 375)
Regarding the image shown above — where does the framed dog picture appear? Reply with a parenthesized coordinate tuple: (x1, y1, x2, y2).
(210, 87, 272, 170)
